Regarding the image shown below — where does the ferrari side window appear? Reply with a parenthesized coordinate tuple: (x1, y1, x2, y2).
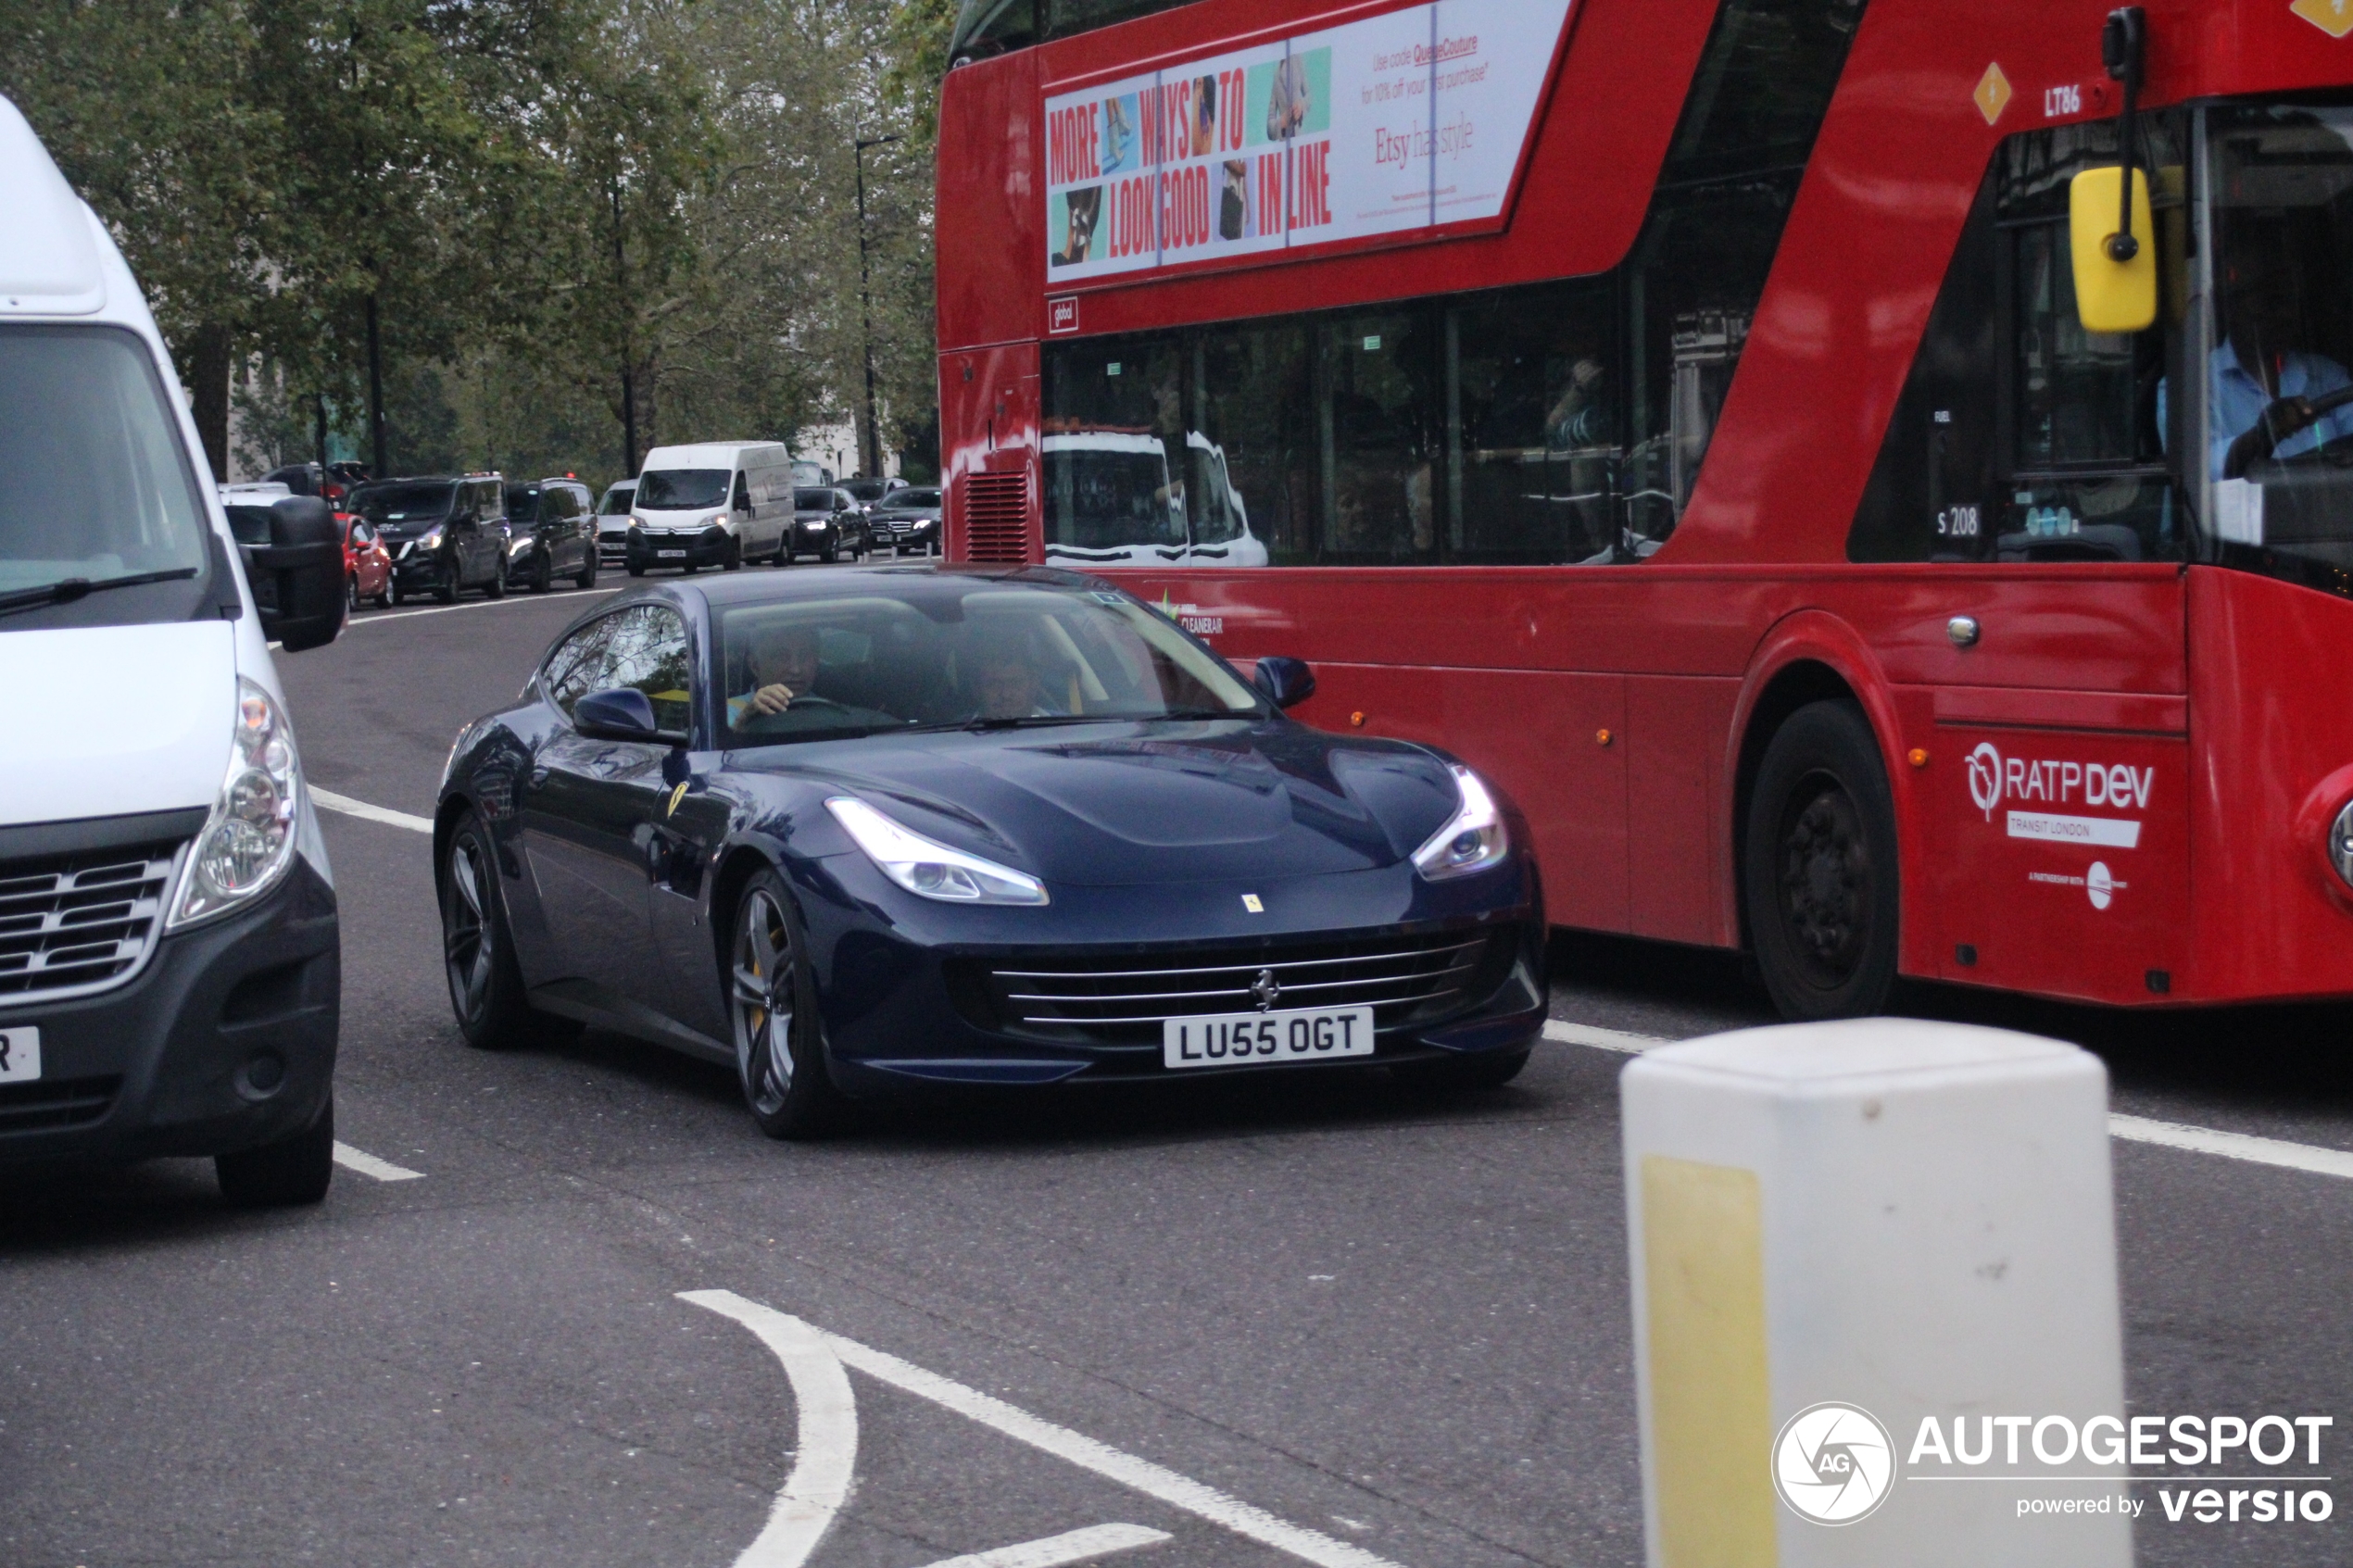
(605, 605, 696, 734)
(543, 614, 623, 717)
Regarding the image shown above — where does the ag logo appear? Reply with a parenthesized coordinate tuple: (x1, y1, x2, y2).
(1967, 742, 2004, 820)
(1772, 1401, 1896, 1524)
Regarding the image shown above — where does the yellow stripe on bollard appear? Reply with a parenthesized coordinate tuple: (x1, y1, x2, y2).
(1642, 1156, 1777, 1568)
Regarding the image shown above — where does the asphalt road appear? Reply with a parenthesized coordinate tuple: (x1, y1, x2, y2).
(4, 575, 2349, 1567)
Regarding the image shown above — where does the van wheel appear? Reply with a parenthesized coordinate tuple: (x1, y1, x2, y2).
(575, 550, 598, 590)
(483, 562, 506, 599)
(1743, 700, 1900, 1021)
(216, 1098, 334, 1208)
(531, 551, 553, 593)
(433, 559, 459, 604)
(723, 534, 743, 571)
(728, 870, 847, 1139)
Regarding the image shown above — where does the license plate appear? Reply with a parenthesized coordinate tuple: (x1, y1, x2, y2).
(657, 549, 686, 558)
(0, 1024, 40, 1084)
(1162, 1006, 1374, 1070)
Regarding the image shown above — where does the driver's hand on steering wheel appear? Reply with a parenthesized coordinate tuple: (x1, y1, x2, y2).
(748, 683, 797, 716)
(2265, 395, 2322, 446)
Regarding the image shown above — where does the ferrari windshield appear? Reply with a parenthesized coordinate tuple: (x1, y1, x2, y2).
(0, 325, 210, 597)
(2201, 104, 2353, 578)
(715, 577, 1262, 746)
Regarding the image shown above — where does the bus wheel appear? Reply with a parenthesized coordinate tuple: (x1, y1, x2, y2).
(1743, 699, 1899, 1022)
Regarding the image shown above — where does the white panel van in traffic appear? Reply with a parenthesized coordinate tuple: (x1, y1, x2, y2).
(0, 96, 349, 1205)
(626, 441, 794, 573)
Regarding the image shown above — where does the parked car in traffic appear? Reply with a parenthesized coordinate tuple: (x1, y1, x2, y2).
(344, 513, 392, 608)
(0, 93, 346, 1206)
(627, 441, 793, 573)
(349, 474, 510, 604)
(433, 566, 1545, 1137)
(503, 476, 599, 593)
(791, 458, 834, 487)
(868, 485, 941, 555)
(839, 475, 908, 521)
(595, 479, 635, 568)
(788, 486, 869, 562)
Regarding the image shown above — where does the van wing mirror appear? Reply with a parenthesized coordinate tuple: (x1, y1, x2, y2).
(2070, 167, 2158, 334)
(243, 496, 346, 652)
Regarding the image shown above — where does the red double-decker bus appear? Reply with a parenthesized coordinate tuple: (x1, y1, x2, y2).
(936, 0, 2353, 1019)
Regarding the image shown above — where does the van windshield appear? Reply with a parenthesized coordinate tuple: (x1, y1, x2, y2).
(353, 483, 456, 523)
(0, 325, 211, 610)
(636, 469, 729, 510)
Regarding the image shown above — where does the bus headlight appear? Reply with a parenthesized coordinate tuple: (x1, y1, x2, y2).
(1413, 765, 1509, 880)
(170, 678, 304, 927)
(2330, 800, 2353, 890)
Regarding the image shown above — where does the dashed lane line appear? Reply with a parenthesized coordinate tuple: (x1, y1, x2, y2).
(311, 786, 433, 834)
(682, 1289, 1407, 1568)
(1539, 1018, 2353, 1183)
(679, 1292, 860, 1568)
(332, 1143, 423, 1182)
(916, 1524, 1171, 1568)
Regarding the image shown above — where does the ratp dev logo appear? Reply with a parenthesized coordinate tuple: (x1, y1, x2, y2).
(1774, 1402, 1897, 1524)
(1968, 741, 2005, 819)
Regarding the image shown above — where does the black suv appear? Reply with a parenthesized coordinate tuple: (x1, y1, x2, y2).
(350, 475, 510, 604)
(789, 486, 871, 562)
(503, 477, 599, 592)
(868, 485, 941, 555)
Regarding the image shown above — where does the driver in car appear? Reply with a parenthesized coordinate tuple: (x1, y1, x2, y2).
(2208, 249, 2353, 478)
(729, 621, 821, 725)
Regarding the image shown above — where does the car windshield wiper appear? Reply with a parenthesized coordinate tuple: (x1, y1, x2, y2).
(0, 567, 200, 620)
(958, 713, 1133, 733)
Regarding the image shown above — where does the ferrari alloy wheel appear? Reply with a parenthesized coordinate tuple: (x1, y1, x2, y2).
(439, 812, 571, 1048)
(728, 871, 844, 1138)
(1743, 699, 1900, 1022)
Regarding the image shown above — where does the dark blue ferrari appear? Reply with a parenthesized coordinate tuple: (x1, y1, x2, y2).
(434, 565, 1546, 1136)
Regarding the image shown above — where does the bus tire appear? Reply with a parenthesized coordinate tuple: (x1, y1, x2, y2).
(1743, 698, 1900, 1022)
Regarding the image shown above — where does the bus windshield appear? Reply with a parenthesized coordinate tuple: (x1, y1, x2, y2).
(2202, 104, 2353, 584)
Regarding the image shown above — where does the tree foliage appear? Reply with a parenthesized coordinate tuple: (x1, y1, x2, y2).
(0, 0, 946, 486)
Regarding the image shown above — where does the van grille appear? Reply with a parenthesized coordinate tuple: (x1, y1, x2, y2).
(956, 927, 1504, 1048)
(0, 1075, 121, 1135)
(0, 840, 182, 1002)
(962, 470, 1030, 563)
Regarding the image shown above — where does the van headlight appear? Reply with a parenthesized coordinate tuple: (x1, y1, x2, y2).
(825, 797, 1047, 905)
(1413, 765, 1509, 880)
(170, 678, 304, 927)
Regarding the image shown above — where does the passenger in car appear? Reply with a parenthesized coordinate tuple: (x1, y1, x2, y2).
(969, 627, 1065, 720)
(729, 621, 822, 724)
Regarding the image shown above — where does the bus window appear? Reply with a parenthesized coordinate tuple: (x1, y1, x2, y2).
(1317, 312, 1438, 564)
(1194, 323, 1310, 560)
(1450, 281, 1619, 565)
(1848, 118, 2183, 564)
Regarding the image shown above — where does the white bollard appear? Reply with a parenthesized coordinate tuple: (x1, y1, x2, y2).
(1621, 1020, 2130, 1568)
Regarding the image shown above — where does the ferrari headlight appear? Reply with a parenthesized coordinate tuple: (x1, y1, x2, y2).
(170, 677, 305, 927)
(1412, 765, 1508, 881)
(825, 797, 1047, 906)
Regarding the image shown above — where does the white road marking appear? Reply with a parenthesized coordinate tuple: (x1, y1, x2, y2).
(679, 1291, 859, 1568)
(914, 1523, 1171, 1568)
(808, 1311, 1407, 1568)
(2106, 1112, 2353, 1181)
(1539, 1019, 1659, 1055)
(350, 586, 621, 628)
(1541, 1018, 2353, 1182)
(332, 1143, 423, 1182)
(311, 787, 434, 834)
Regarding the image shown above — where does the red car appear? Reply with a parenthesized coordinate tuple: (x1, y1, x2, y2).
(343, 513, 392, 610)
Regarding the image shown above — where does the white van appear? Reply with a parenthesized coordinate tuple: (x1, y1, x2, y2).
(1039, 428, 1268, 567)
(0, 97, 346, 1205)
(626, 441, 793, 573)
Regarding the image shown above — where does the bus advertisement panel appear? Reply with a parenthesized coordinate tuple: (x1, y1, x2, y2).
(1041, 0, 1575, 283)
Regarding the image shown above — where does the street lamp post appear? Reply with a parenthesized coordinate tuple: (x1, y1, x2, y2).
(853, 132, 904, 480)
